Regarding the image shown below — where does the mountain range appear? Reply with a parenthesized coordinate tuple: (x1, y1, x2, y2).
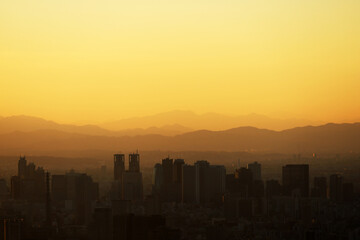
(0, 114, 359, 155)
(100, 110, 323, 131)
(0, 115, 192, 137)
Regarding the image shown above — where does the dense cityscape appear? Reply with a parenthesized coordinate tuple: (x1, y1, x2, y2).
(0, 153, 359, 240)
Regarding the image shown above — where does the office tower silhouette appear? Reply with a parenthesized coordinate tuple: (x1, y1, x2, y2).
(52, 171, 99, 225)
(18, 155, 27, 178)
(114, 154, 125, 181)
(152, 163, 163, 192)
(161, 157, 175, 201)
(129, 153, 140, 172)
(122, 171, 143, 201)
(247, 161, 262, 181)
(11, 156, 46, 200)
(235, 167, 253, 197)
(195, 160, 226, 204)
(329, 174, 343, 203)
(182, 164, 196, 203)
(173, 159, 185, 202)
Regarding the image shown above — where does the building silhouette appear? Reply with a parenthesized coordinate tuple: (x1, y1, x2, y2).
(114, 154, 125, 181)
(52, 171, 99, 225)
(129, 153, 140, 172)
(11, 156, 46, 201)
(247, 161, 261, 181)
(329, 174, 343, 203)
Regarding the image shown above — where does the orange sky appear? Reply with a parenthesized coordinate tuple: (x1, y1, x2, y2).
(0, 0, 359, 124)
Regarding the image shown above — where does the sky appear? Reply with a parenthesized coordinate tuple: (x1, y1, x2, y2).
(0, 0, 359, 124)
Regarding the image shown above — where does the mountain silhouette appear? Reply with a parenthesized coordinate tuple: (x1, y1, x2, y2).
(0, 115, 192, 137)
(0, 122, 359, 155)
(100, 110, 323, 131)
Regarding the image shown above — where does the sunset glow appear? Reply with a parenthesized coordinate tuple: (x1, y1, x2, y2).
(1, 0, 359, 124)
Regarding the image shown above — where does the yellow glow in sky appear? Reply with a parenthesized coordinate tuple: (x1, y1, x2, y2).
(1, 0, 359, 124)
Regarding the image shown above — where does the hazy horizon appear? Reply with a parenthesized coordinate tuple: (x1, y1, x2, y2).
(1, 109, 359, 127)
(1, 1, 360, 125)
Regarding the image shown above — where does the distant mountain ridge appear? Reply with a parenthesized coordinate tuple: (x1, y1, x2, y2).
(0, 115, 192, 137)
(0, 122, 359, 155)
(100, 110, 323, 131)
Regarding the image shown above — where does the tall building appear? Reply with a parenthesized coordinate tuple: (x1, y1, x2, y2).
(182, 165, 196, 203)
(52, 171, 99, 225)
(122, 172, 143, 201)
(114, 154, 125, 181)
(18, 155, 27, 178)
(152, 163, 163, 192)
(235, 167, 253, 197)
(161, 157, 175, 202)
(11, 156, 46, 201)
(195, 160, 226, 204)
(92, 207, 113, 240)
(282, 164, 309, 197)
(129, 153, 140, 172)
(173, 159, 185, 202)
(329, 174, 343, 203)
(162, 157, 174, 183)
(247, 162, 261, 181)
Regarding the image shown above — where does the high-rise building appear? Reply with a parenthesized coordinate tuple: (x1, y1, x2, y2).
(119, 153, 143, 201)
(152, 163, 163, 192)
(162, 157, 174, 183)
(52, 171, 99, 224)
(329, 174, 343, 203)
(129, 153, 140, 172)
(92, 207, 113, 240)
(282, 164, 309, 197)
(11, 156, 46, 201)
(161, 157, 175, 202)
(122, 171, 143, 201)
(173, 159, 185, 202)
(114, 154, 125, 181)
(173, 159, 184, 183)
(195, 160, 226, 204)
(182, 165, 196, 203)
(247, 162, 261, 181)
(18, 156, 27, 178)
(235, 167, 253, 197)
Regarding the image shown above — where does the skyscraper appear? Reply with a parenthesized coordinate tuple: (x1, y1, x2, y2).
(129, 153, 140, 172)
(247, 161, 261, 181)
(52, 171, 99, 225)
(161, 157, 174, 202)
(194, 160, 226, 204)
(173, 159, 185, 202)
(182, 164, 196, 203)
(18, 156, 27, 178)
(120, 153, 143, 201)
(282, 164, 309, 197)
(329, 174, 343, 203)
(152, 163, 163, 192)
(114, 154, 125, 181)
(122, 171, 143, 201)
